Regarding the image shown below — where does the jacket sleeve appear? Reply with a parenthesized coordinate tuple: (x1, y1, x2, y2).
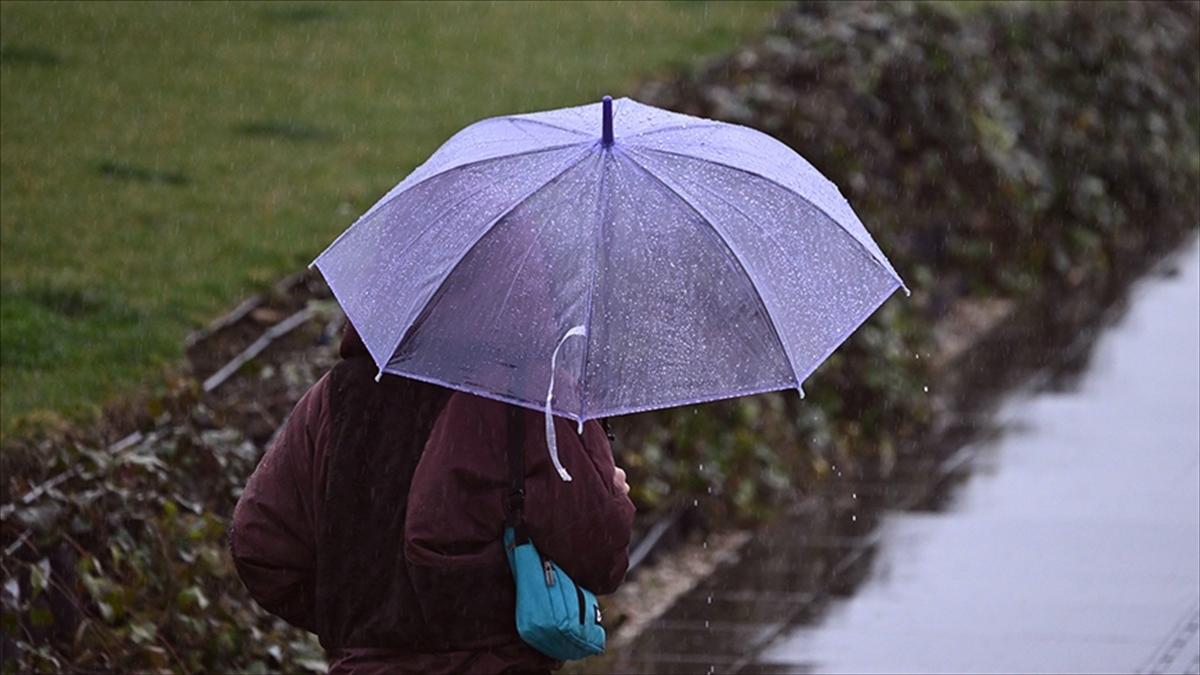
(229, 373, 330, 633)
(521, 409, 636, 596)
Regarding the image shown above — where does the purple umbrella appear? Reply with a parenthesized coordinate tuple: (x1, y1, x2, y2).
(313, 96, 904, 479)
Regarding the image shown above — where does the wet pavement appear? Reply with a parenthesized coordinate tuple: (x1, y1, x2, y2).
(609, 238, 1200, 674)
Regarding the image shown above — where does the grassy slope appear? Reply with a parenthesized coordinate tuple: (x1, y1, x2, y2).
(0, 0, 778, 432)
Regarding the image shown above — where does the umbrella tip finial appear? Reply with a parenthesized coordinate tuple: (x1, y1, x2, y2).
(601, 95, 613, 146)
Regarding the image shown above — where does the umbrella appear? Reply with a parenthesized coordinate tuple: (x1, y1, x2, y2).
(312, 96, 905, 478)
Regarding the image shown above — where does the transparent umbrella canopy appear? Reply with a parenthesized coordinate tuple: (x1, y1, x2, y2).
(313, 96, 905, 474)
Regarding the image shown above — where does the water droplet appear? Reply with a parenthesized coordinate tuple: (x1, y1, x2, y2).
(923, 385, 929, 393)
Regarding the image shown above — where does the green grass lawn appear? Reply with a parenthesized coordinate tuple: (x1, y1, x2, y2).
(0, 0, 779, 435)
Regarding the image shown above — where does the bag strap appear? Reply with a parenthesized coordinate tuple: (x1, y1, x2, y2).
(503, 405, 529, 544)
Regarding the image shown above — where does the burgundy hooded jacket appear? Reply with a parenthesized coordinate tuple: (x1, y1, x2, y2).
(229, 328, 635, 674)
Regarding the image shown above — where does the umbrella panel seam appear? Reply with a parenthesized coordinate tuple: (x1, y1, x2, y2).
(576, 150, 613, 422)
(663, 166, 901, 368)
(482, 158, 599, 338)
(621, 121, 726, 141)
(629, 145, 906, 291)
(615, 146, 802, 390)
(381, 145, 599, 376)
(359, 180, 501, 279)
(311, 140, 590, 268)
(503, 115, 594, 139)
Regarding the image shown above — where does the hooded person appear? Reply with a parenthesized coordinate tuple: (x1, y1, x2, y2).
(229, 323, 635, 674)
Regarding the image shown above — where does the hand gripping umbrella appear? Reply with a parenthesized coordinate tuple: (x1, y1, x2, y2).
(312, 96, 905, 479)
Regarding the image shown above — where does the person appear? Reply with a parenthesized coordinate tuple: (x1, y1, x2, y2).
(229, 324, 635, 674)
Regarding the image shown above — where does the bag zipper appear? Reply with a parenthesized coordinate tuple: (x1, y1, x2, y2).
(543, 559, 555, 587)
(576, 584, 586, 625)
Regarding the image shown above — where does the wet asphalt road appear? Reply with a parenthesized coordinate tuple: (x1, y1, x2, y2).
(753, 238, 1200, 674)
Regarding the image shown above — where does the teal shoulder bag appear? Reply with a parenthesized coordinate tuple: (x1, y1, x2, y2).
(502, 407, 606, 661)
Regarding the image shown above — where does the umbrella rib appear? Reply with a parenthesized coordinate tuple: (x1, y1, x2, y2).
(377, 145, 599, 373)
(312, 140, 590, 266)
(506, 118, 552, 145)
(385, 139, 586, 200)
(576, 151, 612, 422)
(484, 171, 590, 335)
(617, 148, 802, 388)
(501, 116, 593, 138)
(635, 146, 906, 291)
(372, 180, 502, 269)
(683, 174, 838, 302)
(622, 121, 726, 140)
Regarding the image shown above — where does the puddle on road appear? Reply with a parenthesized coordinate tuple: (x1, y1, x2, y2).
(752, 238, 1200, 673)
